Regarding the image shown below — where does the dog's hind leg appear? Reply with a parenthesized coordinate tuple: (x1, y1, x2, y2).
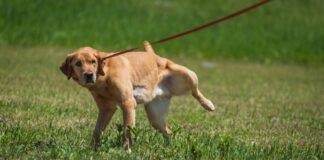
(166, 62, 215, 111)
(144, 97, 172, 136)
(192, 87, 215, 111)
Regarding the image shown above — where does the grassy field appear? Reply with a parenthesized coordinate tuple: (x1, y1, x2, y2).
(0, 46, 323, 159)
(1, 0, 324, 159)
(0, 0, 324, 63)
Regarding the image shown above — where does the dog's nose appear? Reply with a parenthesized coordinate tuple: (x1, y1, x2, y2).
(84, 72, 94, 83)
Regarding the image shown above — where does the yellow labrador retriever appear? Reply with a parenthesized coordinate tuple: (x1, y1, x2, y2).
(60, 41, 215, 152)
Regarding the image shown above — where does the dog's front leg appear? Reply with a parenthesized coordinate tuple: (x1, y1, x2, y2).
(121, 98, 136, 153)
(91, 96, 117, 150)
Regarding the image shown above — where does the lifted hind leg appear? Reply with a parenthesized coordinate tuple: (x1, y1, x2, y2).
(192, 88, 215, 111)
(144, 97, 172, 136)
(167, 63, 215, 111)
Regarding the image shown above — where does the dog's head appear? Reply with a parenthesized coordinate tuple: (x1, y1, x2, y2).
(60, 47, 105, 86)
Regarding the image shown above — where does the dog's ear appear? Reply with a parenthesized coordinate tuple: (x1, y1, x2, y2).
(95, 52, 105, 76)
(60, 54, 74, 80)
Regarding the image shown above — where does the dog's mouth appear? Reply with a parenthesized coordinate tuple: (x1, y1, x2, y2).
(82, 72, 96, 85)
(85, 78, 95, 84)
(82, 80, 96, 87)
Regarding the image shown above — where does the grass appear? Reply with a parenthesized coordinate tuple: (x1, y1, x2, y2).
(0, 46, 323, 159)
(0, 0, 324, 63)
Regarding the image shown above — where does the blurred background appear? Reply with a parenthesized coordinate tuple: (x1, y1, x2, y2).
(1, 0, 323, 63)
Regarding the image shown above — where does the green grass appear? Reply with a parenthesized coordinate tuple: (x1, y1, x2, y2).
(1, 0, 324, 63)
(0, 46, 323, 159)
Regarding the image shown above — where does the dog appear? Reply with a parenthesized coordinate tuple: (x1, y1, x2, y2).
(59, 41, 215, 152)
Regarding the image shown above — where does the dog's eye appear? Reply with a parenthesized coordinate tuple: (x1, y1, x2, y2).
(91, 60, 96, 64)
(75, 61, 82, 67)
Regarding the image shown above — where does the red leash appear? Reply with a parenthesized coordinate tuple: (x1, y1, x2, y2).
(103, 0, 272, 60)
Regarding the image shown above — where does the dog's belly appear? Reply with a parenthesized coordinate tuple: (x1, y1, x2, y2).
(133, 86, 148, 104)
(133, 84, 170, 104)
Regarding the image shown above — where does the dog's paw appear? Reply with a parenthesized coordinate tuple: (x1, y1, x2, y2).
(202, 99, 215, 111)
(90, 140, 100, 151)
(126, 148, 132, 154)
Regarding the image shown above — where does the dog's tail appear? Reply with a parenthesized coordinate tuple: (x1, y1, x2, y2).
(144, 41, 155, 54)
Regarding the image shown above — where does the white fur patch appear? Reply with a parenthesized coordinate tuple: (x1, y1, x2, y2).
(133, 83, 170, 103)
(152, 84, 170, 98)
(133, 86, 147, 103)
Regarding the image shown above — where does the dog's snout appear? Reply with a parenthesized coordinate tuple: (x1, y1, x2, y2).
(84, 72, 94, 83)
(84, 72, 93, 78)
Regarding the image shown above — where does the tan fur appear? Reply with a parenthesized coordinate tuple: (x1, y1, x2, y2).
(60, 41, 215, 152)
